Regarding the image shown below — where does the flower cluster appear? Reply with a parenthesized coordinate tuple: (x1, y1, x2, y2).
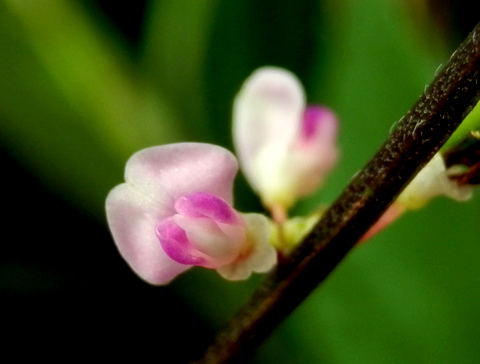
(106, 66, 478, 285)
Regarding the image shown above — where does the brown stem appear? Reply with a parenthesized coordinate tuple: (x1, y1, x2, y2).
(194, 22, 480, 364)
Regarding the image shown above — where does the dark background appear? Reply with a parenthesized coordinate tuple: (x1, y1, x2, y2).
(1, 1, 478, 363)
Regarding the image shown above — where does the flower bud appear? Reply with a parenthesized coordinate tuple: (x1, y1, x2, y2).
(233, 67, 339, 220)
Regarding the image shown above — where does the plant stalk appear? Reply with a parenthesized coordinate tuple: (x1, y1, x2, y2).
(195, 22, 480, 364)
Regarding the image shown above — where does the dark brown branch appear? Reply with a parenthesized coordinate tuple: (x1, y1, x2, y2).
(195, 22, 480, 364)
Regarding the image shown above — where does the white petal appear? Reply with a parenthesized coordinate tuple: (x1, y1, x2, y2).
(397, 153, 473, 209)
(233, 67, 305, 192)
(216, 213, 277, 281)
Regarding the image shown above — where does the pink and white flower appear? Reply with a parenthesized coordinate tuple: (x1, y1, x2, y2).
(233, 67, 339, 221)
(106, 143, 276, 285)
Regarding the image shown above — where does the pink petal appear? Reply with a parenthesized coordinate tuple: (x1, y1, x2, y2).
(300, 106, 338, 146)
(106, 184, 191, 285)
(124, 143, 238, 209)
(292, 106, 339, 196)
(173, 215, 244, 267)
(172, 193, 246, 266)
(174, 192, 242, 224)
(155, 217, 207, 266)
(233, 67, 305, 191)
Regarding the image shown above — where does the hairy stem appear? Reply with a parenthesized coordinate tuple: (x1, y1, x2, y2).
(195, 22, 480, 364)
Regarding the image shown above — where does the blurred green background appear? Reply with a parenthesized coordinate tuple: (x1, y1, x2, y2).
(1, 0, 479, 362)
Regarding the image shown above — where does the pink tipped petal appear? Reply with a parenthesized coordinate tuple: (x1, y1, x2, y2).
(295, 105, 339, 193)
(216, 213, 277, 281)
(233, 67, 305, 191)
(291, 106, 339, 197)
(155, 217, 207, 266)
(106, 184, 191, 285)
(300, 106, 338, 147)
(174, 193, 241, 224)
(124, 143, 238, 207)
(301, 106, 328, 140)
(173, 215, 244, 267)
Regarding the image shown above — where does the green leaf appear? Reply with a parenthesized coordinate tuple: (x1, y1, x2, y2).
(141, 0, 220, 142)
(0, 0, 184, 216)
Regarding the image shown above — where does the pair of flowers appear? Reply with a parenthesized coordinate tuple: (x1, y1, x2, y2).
(106, 67, 476, 285)
(106, 67, 339, 285)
